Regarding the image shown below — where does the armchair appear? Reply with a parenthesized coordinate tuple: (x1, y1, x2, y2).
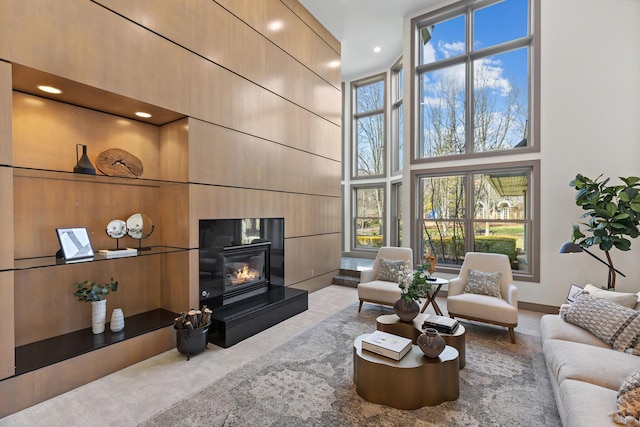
(446, 252, 518, 343)
(357, 247, 413, 312)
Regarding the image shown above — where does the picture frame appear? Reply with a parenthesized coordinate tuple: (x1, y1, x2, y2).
(566, 284, 583, 303)
(56, 227, 94, 261)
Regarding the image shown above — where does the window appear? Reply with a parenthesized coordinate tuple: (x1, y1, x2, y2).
(352, 75, 386, 177)
(414, 0, 532, 160)
(415, 161, 538, 280)
(391, 182, 403, 246)
(391, 60, 403, 174)
(353, 185, 385, 248)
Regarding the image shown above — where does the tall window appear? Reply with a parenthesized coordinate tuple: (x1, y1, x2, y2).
(415, 0, 531, 159)
(353, 186, 385, 249)
(416, 162, 538, 279)
(391, 182, 403, 246)
(352, 75, 385, 177)
(391, 60, 403, 174)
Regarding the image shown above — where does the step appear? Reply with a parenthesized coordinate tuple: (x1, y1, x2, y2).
(332, 274, 360, 288)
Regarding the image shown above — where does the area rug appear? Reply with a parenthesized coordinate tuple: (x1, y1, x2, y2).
(141, 305, 560, 426)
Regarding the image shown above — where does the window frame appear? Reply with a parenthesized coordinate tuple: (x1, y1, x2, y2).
(351, 73, 387, 179)
(352, 183, 387, 250)
(411, 160, 540, 282)
(410, 0, 539, 164)
(390, 58, 403, 176)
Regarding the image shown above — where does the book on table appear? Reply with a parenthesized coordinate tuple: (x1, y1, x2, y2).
(361, 330, 412, 361)
(421, 313, 459, 334)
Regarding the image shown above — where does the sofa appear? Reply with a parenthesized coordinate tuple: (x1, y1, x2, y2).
(540, 284, 640, 426)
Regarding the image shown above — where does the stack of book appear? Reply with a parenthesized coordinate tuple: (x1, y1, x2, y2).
(361, 330, 412, 361)
(421, 313, 459, 334)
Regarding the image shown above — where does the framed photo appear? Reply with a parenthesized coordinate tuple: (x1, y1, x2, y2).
(56, 227, 94, 261)
(567, 284, 583, 303)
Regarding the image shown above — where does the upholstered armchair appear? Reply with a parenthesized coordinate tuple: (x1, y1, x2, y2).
(446, 252, 518, 343)
(357, 247, 413, 312)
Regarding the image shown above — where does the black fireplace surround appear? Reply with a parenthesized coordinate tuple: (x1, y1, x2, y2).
(199, 218, 307, 347)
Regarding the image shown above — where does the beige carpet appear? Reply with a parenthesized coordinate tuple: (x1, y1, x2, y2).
(142, 303, 560, 426)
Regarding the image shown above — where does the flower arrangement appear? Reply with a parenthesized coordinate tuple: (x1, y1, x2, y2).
(397, 255, 438, 302)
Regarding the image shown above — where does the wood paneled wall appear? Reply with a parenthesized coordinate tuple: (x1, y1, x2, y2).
(0, 0, 341, 406)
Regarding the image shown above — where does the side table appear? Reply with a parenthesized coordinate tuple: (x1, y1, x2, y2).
(353, 335, 459, 409)
(376, 313, 466, 368)
(420, 277, 449, 315)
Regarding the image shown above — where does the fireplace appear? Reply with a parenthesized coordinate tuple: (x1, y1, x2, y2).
(220, 242, 270, 304)
(198, 218, 307, 348)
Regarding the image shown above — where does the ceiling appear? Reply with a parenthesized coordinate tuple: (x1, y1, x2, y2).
(299, 0, 438, 81)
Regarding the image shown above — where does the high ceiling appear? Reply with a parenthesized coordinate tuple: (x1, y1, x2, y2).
(299, 0, 437, 81)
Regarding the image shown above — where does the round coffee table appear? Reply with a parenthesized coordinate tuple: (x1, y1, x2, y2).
(353, 334, 459, 409)
(376, 313, 466, 368)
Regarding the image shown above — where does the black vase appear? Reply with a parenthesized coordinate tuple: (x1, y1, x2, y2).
(417, 328, 446, 358)
(393, 298, 420, 322)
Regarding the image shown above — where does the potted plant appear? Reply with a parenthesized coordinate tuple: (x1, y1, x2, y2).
(73, 278, 119, 334)
(570, 174, 640, 289)
(394, 255, 437, 322)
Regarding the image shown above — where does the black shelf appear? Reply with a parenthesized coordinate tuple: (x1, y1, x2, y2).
(10, 246, 192, 271)
(11, 308, 178, 378)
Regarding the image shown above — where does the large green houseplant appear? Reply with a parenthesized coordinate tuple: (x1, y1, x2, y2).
(570, 174, 640, 289)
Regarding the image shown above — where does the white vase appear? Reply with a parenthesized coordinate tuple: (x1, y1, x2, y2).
(110, 308, 125, 332)
(91, 299, 107, 334)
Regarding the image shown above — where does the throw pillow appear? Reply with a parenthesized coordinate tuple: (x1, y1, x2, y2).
(583, 284, 639, 309)
(377, 258, 408, 282)
(561, 293, 640, 353)
(464, 269, 502, 298)
(611, 370, 640, 425)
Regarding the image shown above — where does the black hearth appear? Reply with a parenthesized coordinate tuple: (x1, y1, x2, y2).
(199, 218, 307, 347)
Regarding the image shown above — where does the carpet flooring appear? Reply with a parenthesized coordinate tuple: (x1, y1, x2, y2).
(142, 304, 561, 426)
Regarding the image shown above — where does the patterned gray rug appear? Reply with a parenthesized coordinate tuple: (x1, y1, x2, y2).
(141, 304, 560, 426)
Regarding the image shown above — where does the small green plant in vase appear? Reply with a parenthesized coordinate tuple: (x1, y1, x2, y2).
(395, 255, 437, 322)
(73, 278, 119, 334)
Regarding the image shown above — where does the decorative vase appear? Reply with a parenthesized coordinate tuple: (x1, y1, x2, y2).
(110, 308, 125, 332)
(393, 298, 420, 322)
(417, 328, 446, 358)
(91, 299, 107, 334)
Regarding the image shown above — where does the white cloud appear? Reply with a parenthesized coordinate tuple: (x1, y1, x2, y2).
(438, 41, 465, 58)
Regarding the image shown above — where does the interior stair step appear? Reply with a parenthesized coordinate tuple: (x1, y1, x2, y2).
(332, 268, 362, 288)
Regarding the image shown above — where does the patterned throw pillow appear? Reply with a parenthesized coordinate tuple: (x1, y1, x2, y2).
(377, 258, 408, 282)
(464, 269, 502, 298)
(561, 293, 640, 353)
(611, 370, 640, 425)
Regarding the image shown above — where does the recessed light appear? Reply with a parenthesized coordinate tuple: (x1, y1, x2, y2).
(135, 112, 152, 118)
(373, 46, 381, 53)
(37, 85, 62, 94)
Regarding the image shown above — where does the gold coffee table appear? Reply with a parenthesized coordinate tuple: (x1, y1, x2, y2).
(353, 335, 459, 409)
(376, 313, 466, 369)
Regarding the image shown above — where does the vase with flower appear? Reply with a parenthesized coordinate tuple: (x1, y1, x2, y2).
(394, 255, 437, 322)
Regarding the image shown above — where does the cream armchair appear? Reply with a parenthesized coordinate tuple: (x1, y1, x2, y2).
(357, 247, 413, 312)
(446, 252, 518, 343)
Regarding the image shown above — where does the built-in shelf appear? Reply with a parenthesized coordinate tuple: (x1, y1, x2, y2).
(11, 308, 178, 378)
(10, 165, 188, 187)
(9, 246, 192, 272)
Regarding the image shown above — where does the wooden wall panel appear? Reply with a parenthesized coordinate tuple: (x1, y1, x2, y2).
(12, 92, 162, 179)
(0, 168, 13, 270)
(189, 184, 341, 243)
(0, 61, 11, 164)
(14, 256, 162, 346)
(280, 0, 341, 54)
(159, 118, 189, 183)
(285, 233, 342, 286)
(0, 272, 14, 379)
(13, 176, 161, 258)
(188, 118, 341, 196)
(96, 0, 341, 126)
(216, 0, 341, 90)
(5, 0, 341, 161)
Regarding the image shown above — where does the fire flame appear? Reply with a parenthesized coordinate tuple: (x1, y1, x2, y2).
(228, 264, 260, 286)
